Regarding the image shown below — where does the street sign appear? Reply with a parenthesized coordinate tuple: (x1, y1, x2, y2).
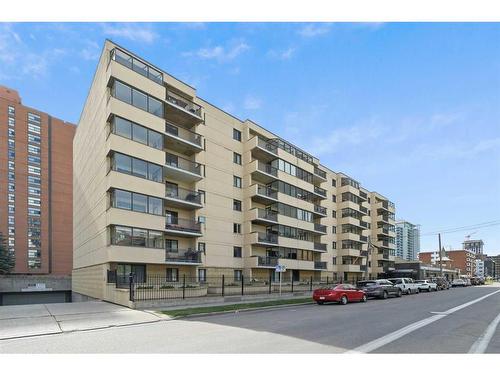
(275, 265, 286, 272)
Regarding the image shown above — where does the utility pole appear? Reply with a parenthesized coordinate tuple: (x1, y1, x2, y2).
(438, 233, 443, 276)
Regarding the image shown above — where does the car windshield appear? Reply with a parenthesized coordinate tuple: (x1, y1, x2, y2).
(388, 279, 401, 284)
(357, 281, 376, 287)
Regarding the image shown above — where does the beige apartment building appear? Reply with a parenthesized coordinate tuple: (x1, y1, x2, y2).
(72, 40, 396, 304)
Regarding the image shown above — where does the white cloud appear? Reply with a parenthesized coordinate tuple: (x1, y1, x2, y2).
(298, 23, 332, 38)
(80, 40, 100, 61)
(184, 40, 249, 63)
(101, 23, 157, 44)
(243, 95, 262, 110)
(268, 47, 296, 60)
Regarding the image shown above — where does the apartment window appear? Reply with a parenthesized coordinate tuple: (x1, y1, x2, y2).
(8, 105, 15, 116)
(332, 226, 337, 234)
(8, 183, 15, 192)
(332, 241, 337, 249)
(28, 197, 41, 207)
(198, 269, 207, 282)
(8, 139, 15, 149)
(233, 152, 242, 165)
(234, 270, 242, 281)
(233, 199, 242, 211)
(111, 152, 163, 183)
(112, 80, 164, 118)
(233, 246, 242, 258)
(9, 172, 15, 181)
(332, 194, 336, 203)
(28, 208, 41, 216)
(111, 189, 163, 216)
(8, 150, 15, 159)
(198, 242, 206, 254)
(166, 239, 178, 252)
(8, 161, 15, 170)
(233, 176, 242, 188)
(233, 128, 242, 141)
(132, 192, 148, 213)
(332, 257, 337, 265)
(332, 210, 336, 218)
(166, 268, 179, 282)
(111, 48, 163, 84)
(8, 194, 15, 203)
(198, 216, 206, 224)
(112, 116, 164, 150)
(233, 223, 241, 234)
(28, 155, 41, 165)
(28, 134, 41, 144)
(8, 117, 15, 127)
(28, 144, 41, 155)
(198, 190, 206, 204)
(8, 216, 14, 225)
(8, 128, 15, 137)
(28, 166, 41, 175)
(28, 123, 41, 134)
(28, 176, 41, 185)
(332, 179, 336, 187)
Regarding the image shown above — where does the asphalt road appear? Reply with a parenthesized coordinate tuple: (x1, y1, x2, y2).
(1, 285, 499, 353)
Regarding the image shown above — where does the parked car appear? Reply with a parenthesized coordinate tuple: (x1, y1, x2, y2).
(415, 280, 438, 292)
(388, 278, 420, 295)
(430, 277, 450, 290)
(452, 279, 466, 287)
(313, 283, 367, 305)
(356, 279, 402, 299)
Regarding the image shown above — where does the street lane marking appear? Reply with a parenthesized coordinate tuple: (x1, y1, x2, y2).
(468, 310, 500, 353)
(347, 289, 500, 353)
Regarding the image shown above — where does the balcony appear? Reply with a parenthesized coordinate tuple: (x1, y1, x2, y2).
(313, 186, 327, 199)
(360, 265, 367, 271)
(250, 160, 278, 184)
(314, 242, 327, 252)
(361, 250, 368, 257)
(313, 223, 327, 234)
(257, 256, 279, 268)
(165, 152, 203, 182)
(250, 208, 279, 225)
(249, 184, 279, 204)
(254, 232, 279, 246)
(165, 249, 203, 265)
(314, 261, 327, 270)
(359, 235, 368, 243)
(313, 167, 327, 183)
(165, 90, 203, 127)
(313, 205, 327, 217)
(165, 122, 203, 155)
(341, 264, 362, 273)
(165, 217, 202, 237)
(250, 136, 278, 162)
(165, 185, 203, 209)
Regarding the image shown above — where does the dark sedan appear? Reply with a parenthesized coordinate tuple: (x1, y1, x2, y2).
(356, 279, 402, 299)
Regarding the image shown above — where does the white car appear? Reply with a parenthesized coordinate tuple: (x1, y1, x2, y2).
(452, 279, 466, 287)
(416, 280, 437, 292)
(388, 278, 420, 295)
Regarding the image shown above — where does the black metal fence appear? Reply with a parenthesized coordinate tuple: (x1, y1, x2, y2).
(107, 270, 368, 302)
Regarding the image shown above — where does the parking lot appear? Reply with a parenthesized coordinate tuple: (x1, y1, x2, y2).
(1, 284, 499, 353)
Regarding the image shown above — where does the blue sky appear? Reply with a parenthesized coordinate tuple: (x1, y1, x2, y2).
(1, 22, 499, 254)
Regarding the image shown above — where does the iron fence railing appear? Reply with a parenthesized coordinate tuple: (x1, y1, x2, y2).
(165, 185, 202, 205)
(166, 91, 202, 117)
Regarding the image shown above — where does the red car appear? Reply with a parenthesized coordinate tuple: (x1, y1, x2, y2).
(313, 283, 367, 305)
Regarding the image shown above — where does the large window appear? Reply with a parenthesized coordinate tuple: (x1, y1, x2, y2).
(233, 128, 242, 141)
(111, 116, 164, 150)
(111, 189, 164, 216)
(111, 48, 163, 84)
(111, 225, 164, 249)
(111, 152, 163, 183)
(112, 80, 164, 118)
(272, 159, 313, 184)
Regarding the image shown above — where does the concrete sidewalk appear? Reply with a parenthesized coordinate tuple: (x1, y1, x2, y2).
(0, 301, 164, 340)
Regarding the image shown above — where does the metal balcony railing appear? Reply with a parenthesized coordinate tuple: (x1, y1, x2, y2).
(257, 232, 278, 244)
(166, 123, 202, 147)
(314, 223, 327, 233)
(314, 242, 327, 251)
(166, 217, 201, 233)
(257, 137, 278, 154)
(361, 250, 368, 257)
(360, 265, 367, 271)
(165, 152, 202, 175)
(165, 249, 202, 263)
(257, 162, 278, 177)
(314, 261, 327, 270)
(166, 91, 202, 117)
(314, 186, 327, 197)
(256, 185, 278, 199)
(314, 167, 327, 179)
(255, 209, 278, 222)
(314, 205, 327, 215)
(360, 235, 368, 242)
(257, 256, 279, 267)
(165, 186, 202, 205)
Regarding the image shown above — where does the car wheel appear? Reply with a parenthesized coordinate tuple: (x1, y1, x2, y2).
(316, 301, 324, 305)
(416, 289, 419, 294)
(382, 291, 388, 299)
(407, 289, 411, 295)
(361, 295, 367, 303)
(397, 289, 402, 297)
(340, 295, 348, 305)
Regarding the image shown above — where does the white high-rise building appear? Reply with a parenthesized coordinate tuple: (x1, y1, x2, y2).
(395, 220, 420, 261)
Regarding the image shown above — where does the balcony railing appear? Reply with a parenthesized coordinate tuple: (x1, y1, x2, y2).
(166, 217, 201, 233)
(314, 186, 327, 197)
(257, 256, 279, 267)
(166, 123, 203, 147)
(255, 208, 278, 222)
(165, 152, 202, 175)
(360, 265, 367, 271)
(257, 137, 278, 154)
(314, 205, 327, 215)
(360, 235, 368, 242)
(361, 250, 368, 257)
(314, 242, 327, 251)
(314, 223, 327, 233)
(256, 185, 278, 200)
(360, 206, 368, 214)
(314, 167, 327, 179)
(166, 91, 202, 117)
(165, 249, 202, 263)
(257, 232, 278, 244)
(165, 186, 202, 205)
(314, 261, 327, 270)
(257, 162, 278, 177)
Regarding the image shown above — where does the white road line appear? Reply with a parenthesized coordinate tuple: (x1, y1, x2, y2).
(468, 311, 500, 353)
(347, 289, 500, 353)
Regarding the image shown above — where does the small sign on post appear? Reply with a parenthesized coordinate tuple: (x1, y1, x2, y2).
(275, 264, 287, 295)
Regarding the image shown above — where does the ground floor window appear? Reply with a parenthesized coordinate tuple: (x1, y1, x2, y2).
(234, 269, 242, 282)
(166, 268, 179, 282)
(117, 264, 146, 283)
(198, 269, 207, 282)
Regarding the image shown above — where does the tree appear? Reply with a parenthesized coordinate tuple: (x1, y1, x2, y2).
(0, 232, 15, 274)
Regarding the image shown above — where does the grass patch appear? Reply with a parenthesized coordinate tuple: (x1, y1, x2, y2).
(161, 297, 313, 317)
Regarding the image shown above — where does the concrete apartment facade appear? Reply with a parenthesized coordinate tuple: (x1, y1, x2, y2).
(0, 86, 75, 305)
(395, 220, 420, 261)
(419, 249, 476, 277)
(463, 239, 484, 255)
(72, 40, 396, 305)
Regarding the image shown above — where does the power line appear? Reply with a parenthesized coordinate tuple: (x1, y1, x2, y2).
(421, 220, 500, 236)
